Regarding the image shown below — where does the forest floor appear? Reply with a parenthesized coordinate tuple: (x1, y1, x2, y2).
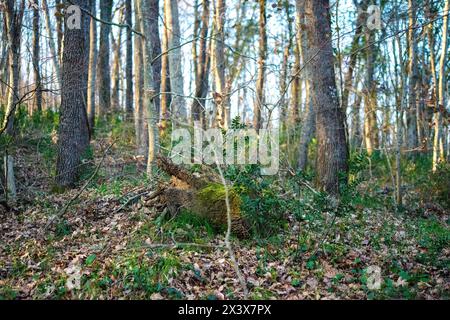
(0, 118, 449, 300)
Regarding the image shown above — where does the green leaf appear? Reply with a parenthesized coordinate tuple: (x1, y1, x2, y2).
(85, 254, 96, 266)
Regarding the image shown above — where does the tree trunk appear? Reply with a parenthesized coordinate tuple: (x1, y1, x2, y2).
(192, 0, 211, 127)
(296, 0, 314, 171)
(134, 0, 148, 156)
(56, 0, 90, 188)
(32, 0, 42, 113)
(111, 26, 123, 112)
(42, 0, 61, 88)
(125, 0, 133, 118)
(253, 0, 267, 132)
(87, 0, 98, 135)
(164, 0, 186, 122)
(432, 0, 449, 171)
(364, 20, 380, 155)
(304, 0, 348, 194)
(160, 13, 171, 131)
(406, 0, 419, 154)
(98, 0, 113, 117)
(138, 0, 160, 175)
(2, 0, 25, 202)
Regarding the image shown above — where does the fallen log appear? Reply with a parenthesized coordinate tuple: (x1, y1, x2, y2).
(156, 155, 249, 238)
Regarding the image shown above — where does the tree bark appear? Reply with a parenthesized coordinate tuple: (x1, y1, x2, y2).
(2, 0, 25, 201)
(253, 0, 267, 132)
(56, 0, 90, 188)
(138, 0, 160, 175)
(125, 0, 133, 118)
(432, 0, 449, 171)
(192, 0, 211, 127)
(32, 0, 42, 113)
(304, 0, 348, 194)
(42, 0, 61, 88)
(87, 0, 98, 134)
(164, 0, 186, 122)
(406, 0, 419, 154)
(98, 0, 113, 116)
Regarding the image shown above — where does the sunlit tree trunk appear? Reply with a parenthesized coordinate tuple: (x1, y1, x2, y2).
(138, 0, 160, 175)
(253, 0, 267, 132)
(432, 0, 449, 171)
(87, 0, 98, 134)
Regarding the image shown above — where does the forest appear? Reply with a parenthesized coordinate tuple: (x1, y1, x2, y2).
(0, 0, 449, 300)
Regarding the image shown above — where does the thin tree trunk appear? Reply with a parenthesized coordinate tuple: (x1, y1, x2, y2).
(160, 12, 171, 131)
(2, 0, 25, 202)
(134, 0, 147, 156)
(253, 0, 267, 132)
(98, 0, 113, 117)
(432, 0, 449, 171)
(87, 0, 98, 134)
(192, 0, 211, 127)
(32, 0, 42, 113)
(212, 0, 227, 128)
(125, 0, 133, 118)
(164, 0, 186, 122)
(42, 0, 61, 88)
(111, 26, 123, 111)
(364, 19, 380, 155)
(138, 0, 160, 175)
(406, 0, 419, 154)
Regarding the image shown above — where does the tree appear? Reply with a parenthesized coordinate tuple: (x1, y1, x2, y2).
(212, 0, 227, 128)
(2, 0, 25, 201)
(406, 0, 419, 153)
(363, 4, 380, 156)
(134, 0, 147, 156)
(125, 0, 133, 118)
(432, 0, 449, 171)
(42, 0, 61, 88)
(191, 0, 211, 127)
(138, 0, 160, 175)
(98, 0, 113, 117)
(296, 0, 315, 171)
(56, 0, 90, 188)
(253, 0, 267, 132)
(303, 0, 348, 194)
(164, 0, 186, 122)
(87, 0, 98, 134)
(32, 0, 42, 113)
